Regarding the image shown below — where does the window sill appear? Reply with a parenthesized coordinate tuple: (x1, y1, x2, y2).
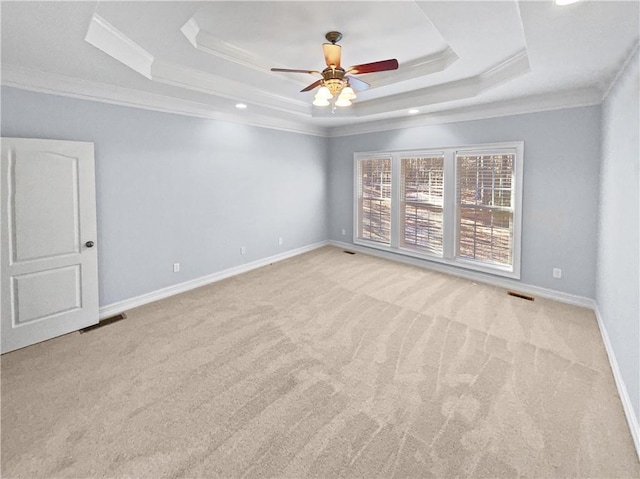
(354, 238, 520, 280)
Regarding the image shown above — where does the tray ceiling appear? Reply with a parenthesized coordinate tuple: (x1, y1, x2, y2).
(1, 1, 638, 136)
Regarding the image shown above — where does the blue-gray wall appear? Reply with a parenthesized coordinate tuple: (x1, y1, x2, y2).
(597, 50, 640, 422)
(327, 107, 602, 298)
(2, 67, 637, 451)
(1, 86, 329, 306)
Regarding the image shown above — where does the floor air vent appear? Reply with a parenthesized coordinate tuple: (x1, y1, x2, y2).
(80, 313, 127, 333)
(507, 291, 534, 301)
(343, 250, 356, 255)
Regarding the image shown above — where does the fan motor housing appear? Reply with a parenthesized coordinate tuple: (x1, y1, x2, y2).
(322, 67, 347, 95)
(322, 67, 345, 81)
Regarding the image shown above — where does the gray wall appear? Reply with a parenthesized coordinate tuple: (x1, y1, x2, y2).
(1, 86, 329, 306)
(328, 106, 602, 298)
(2, 81, 637, 423)
(597, 51, 640, 421)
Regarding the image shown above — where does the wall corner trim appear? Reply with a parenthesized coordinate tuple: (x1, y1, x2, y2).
(592, 303, 640, 461)
(99, 240, 329, 319)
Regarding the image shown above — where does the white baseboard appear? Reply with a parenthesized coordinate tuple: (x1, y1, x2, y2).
(99, 240, 329, 319)
(328, 240, 594, 308)
(593, 304, 640, 461)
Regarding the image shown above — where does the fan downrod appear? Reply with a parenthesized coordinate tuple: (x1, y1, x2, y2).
(325, 31, 343, 44)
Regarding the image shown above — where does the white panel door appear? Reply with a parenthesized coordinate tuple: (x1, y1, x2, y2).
(1, 138, 99, 353)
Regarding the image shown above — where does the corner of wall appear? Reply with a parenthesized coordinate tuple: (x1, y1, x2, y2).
(323, 134, 332, 242)
(594, 41, 640, 461)
(593, 304, 640, 461)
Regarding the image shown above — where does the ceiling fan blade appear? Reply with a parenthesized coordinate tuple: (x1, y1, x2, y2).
(300, 79, 323, 92)
(346, 75, 370, 92)
(323, 43, 342, 67)
(347, 59, 399, 75)
(271, 68, 320, 75)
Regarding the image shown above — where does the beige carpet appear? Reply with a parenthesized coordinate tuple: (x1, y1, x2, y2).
(2, 246, 639, 478)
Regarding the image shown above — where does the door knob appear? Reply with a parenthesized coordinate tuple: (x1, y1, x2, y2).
(85, 241, 95, 248)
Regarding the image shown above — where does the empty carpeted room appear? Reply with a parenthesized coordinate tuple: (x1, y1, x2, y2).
(1, 1, 639, 478)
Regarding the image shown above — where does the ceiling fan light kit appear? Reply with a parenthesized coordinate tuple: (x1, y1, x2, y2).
(271, 31, 398, 111)
(312, 96, 330, 107)
(316, 86, 332, 99)
(334, 97, 352, 107)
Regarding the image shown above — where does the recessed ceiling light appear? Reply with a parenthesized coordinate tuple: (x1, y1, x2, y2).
(408, 109, 420, 115)
(235, 103, 247, 109)
(554, 0, 581, 5)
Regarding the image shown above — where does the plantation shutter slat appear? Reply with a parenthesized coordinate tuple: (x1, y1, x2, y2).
(357, 157, 392, 244)
(456, 151, 515, 267)
(400, 155, 445, 256)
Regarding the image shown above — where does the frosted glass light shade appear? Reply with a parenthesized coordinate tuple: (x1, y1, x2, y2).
(335, 97, 352, 107)
(317, 86, 333, 99)
(341, 87, 356, 100)
(313, 96, 330, 106)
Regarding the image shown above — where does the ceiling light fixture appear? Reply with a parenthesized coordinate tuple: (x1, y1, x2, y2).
(554, 0, 581, 5)
(235, 103, 247, 109)
(408, 109, 419, 114)
(312, 96, 330, 107)
(313, 75, 357, 111)
(272, 31, 399, 113)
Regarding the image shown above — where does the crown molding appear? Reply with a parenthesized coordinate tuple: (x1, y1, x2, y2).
(601, 41, 639, 103)
(181, 18, 311, 88)
(326, 87, 602, 138)
(365, 46, 459, 89)
(150, 60, 310, 116)
(0, 64, 327, 137)
(85, 13, 154, 80)
(82, 12, 573, 131)
(479, 50, 530, 91)
(87, 11, 528, 124)
(344, 49, 530, 117)
(2, 61, 605, 141)
(1, 63, 603, 140)
(182, 17, 459, 92)
(85, 14, 312, 117)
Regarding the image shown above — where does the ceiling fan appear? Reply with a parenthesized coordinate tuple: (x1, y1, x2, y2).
(271, 31, 399, 108)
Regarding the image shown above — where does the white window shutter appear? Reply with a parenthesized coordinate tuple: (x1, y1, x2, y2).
(455, 151, 516, 267)
(400, 155, 445, 256)
(353, 142, 522, 279)
(356, 157, 392, 245)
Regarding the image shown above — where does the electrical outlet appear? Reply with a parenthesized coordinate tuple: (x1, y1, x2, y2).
(341, 228, 346, 236)
(241, 246, 246, 255)
(278, 237, 283, 246)
(173, 263, 180, 273)
(553, 268, 562, 279)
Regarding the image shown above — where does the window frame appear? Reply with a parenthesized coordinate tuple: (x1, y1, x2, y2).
(353, 141, 524, 279)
